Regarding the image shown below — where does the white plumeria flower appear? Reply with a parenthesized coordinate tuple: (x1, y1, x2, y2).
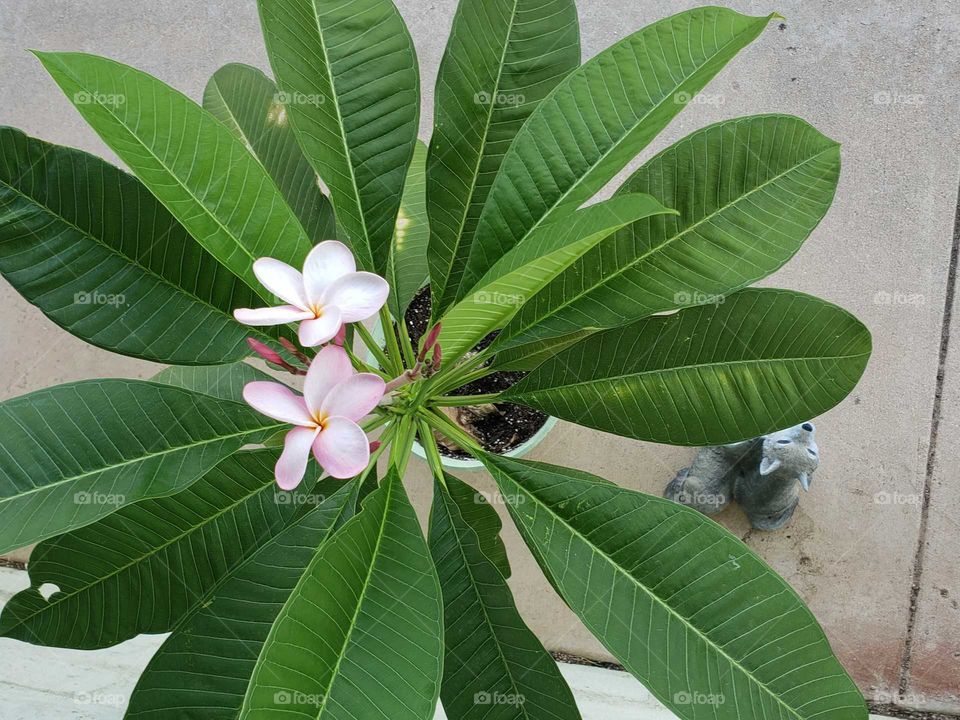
(242, 345, 385, 488)
(234, 240, 389, 346)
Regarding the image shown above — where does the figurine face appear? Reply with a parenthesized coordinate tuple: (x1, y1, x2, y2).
(759, 422, 819, 490)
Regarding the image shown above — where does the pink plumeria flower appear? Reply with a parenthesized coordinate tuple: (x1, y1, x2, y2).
(234, 240, 389, 347)
(242, 345, 385, 488)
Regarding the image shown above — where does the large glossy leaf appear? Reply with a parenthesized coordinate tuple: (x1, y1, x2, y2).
(438, 194, 675, 362)
(0, 380, 284, 554)
(239, 467, 442, 720)
(489, 330, 595, 372)
(457, 8, 776, 301)
(387, 140, 429, 319)
(125, 480, 358, 720)
(429, 472, 580, 720)
(502, 289, 871, 445)
(426, 0, 580, 316)
(498, 115, 842, 348)
(257, 0, 420, 274)
(34, 52, 313, 295)
(483, 454, 868, 720)
(0, 127, 261, 364)
(0, 450, 336, 649)
(150, 361, 273, 402)
(203, 62, 337, 243)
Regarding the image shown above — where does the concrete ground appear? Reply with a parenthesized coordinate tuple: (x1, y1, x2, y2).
(1, 0, 959, 716)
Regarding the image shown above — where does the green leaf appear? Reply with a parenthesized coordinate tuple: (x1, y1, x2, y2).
(149, 361, 273, 402)
(498, 115, 842, 348)
(0, 127, 261, 364)
(426, 0, 580, 316)
(502, 289, 871, 445)
(483, 454, 868, 720)
(203, 63, 337, 243)
(0, 380, 284, 554)
(489, 330, 595, 372)
(0, 450, 335, 649)
(457, 8, 776, 301)
(387, 140, 429, 319)
(239, 468, 442, 719)
(257, 0, 420, 274)
(438, 194, 675, 362)
(125, 481, 358, 720)
(429, 473, 580, 720)
(33, 52, 313, 296)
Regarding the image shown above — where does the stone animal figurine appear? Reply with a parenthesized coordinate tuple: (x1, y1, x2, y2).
(665, 422, 819, 530)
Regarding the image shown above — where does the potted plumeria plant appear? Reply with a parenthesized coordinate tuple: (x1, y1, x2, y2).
(0, 1, 872, 719)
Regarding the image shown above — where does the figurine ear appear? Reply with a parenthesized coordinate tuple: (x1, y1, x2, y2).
(759, 456, 782, 476)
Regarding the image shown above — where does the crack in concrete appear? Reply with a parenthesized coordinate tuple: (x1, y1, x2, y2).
(898, 171, 960, 700)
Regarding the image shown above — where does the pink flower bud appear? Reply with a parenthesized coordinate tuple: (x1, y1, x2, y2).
(418, 323, 442, 361)
(333, 324, 347, 347)
(432, 342, 442, 369)
(247, 337, 284, 365)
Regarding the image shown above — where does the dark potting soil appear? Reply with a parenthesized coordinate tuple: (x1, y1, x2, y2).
(404, 286, 548, 459)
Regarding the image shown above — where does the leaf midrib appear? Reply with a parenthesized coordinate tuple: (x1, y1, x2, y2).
(45, 56, 271, 300)
(503, 141, 838, 344)
(466, 12, 771, 306)
(438, 490, 538, 720)
(436, 0, 520, 307)
(0, 397, 282, 504)
(5, 471, 281, 634)
(508, 350, 871, 398)
(311, 477, 395, 719)
(497, 469, 807, 720)
(0, 177, 260, 337)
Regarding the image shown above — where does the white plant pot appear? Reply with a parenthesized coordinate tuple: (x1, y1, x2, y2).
(412, 415, 558, 470)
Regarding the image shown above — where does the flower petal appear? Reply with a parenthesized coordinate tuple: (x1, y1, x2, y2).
(303, 241, 356, 305)
(321, 272, 389, 323)
(320, 373, 386, 422)
(304, 345, 354, 413)
(242, 381, 313, 425)
(297, 305, 343, 346)
(276, 426, 319, 490)
(313, 417, 370, 479)
(234, 306, 313, 326)
(253, 258, 310, 309)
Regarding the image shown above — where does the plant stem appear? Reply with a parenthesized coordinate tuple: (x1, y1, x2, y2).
(420, 407, 484, 458)
(416, 419, 447, 489)
(430, 393, 501, 407)
(426, 343, 497, 396)
(389, 415, 417, 476)
(344, 343, 389, 379)
(355, 321, 394, 374)
(379, 306, 405, 375)
(397, 313, 417, 367)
